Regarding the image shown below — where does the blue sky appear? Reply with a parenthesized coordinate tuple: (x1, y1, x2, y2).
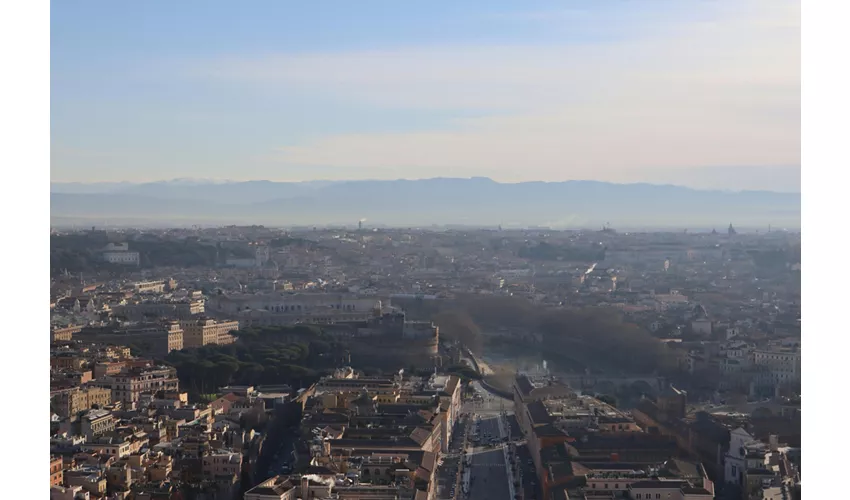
(51, 0, 800, 191)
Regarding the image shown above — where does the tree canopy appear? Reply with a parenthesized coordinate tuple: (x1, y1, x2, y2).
(164, 325, 339, 396)
(428, 295, 678, 376)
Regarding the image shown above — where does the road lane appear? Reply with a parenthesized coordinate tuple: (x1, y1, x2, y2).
(466, 414, 513, 500)
(437, 380, 519, 500)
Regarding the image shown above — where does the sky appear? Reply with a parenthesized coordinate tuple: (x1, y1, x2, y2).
(51, 0, 801, 191)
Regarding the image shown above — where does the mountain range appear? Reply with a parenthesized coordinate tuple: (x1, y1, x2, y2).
(50, 178, 801, 229)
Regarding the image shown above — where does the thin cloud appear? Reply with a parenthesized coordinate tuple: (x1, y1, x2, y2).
(175, 1, 801, 187)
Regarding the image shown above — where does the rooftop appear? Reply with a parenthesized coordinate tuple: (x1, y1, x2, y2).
(245, 476, 296, 496)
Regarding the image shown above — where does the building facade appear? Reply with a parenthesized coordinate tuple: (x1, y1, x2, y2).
(50, 456, 64, 487)
(179, 318, 240, 348)
(107, 366, 180, 405)
(52, 386, 113, 419)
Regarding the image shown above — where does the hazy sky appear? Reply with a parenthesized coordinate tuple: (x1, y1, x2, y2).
(51, 0, 800, 191)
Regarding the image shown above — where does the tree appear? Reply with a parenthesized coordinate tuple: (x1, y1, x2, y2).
(433, 310, 483, 352)
(596, 394, 618, 407)
(163, 326, 336, 398)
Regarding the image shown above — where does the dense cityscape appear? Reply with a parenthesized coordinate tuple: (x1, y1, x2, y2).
(49, 224, 801, 500)
(46, 1, 802, 498)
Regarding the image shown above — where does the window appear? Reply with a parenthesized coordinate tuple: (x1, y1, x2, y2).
(615, 484, 619, 489)
(636, 495, 641, 499)
(604, 484, 608, 489)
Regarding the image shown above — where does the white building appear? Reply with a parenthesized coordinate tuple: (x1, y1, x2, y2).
(427, 374, 461, 453)
(752, 348, 801, 384)
(103, 251, 140, 265)
(724, 427, 756, 486)
(207, 292, 380, 326)
(225, 245, 270, 268)
(101, 242, 139, 266)
(721, 340, 753, 361)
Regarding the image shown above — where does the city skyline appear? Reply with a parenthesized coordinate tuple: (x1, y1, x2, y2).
(51, 0, 800, 191)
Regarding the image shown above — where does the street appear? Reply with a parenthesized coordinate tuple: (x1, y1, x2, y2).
(465, 415, 513, 500)
(435, 380, 525, 500)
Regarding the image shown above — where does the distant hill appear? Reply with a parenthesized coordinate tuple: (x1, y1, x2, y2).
(49, 177, 800, 229)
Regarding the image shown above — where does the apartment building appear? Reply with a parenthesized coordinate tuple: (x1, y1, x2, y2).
(80, 409, 116, 439)
(134, 281, 166, 294)
(583, 459, 714, 498)
(202, 451, 242, 477)
(51, 353, 86, 371)
(50, 484, 90, 500)
(179, 318, 240, 348)
(52, 325, 81, 342)
(82, 437, 132, 459)
(398, 374, 461, 454)
(74, 322, 184, 358)
(752, 348, 801, 384)
(207, 292, 379, 326)
(94, 361, 125, 379)
(51, 455, 64, 487)
(52, 386, 113, 419)
(121, 299, 204, 321)
(107, 366, 180, 404)
(626, 481, 714, 500)
(103, 251, 140, 265)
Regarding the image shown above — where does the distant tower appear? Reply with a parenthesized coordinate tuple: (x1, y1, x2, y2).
(254, 245, 270, 267)
(728, 223, 737, 236)
(358, 220, 362, 231)
(664, 258, 670, 272)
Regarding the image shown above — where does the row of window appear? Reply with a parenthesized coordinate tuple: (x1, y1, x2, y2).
(588, 484, 668, 499)
(757, 354, 797, 362)
(263, 304, 359, 312)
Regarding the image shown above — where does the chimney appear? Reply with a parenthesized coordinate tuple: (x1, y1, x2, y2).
(301, 475, 309, 496)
